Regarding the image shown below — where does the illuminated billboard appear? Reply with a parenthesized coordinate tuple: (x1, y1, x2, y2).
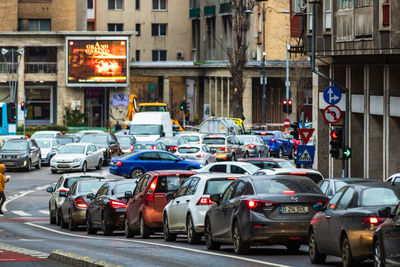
(66, 37, 129, 87)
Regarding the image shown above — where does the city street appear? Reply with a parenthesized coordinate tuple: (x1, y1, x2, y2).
(0, 168, 371, 267)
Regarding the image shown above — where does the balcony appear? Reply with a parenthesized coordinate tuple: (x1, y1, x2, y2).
(189, 8, 200, 19)
(219, 3, 232, 14)
(0, 63, 18, 73)
(25, 62, 57, 73)
(204, 5, 216, 16)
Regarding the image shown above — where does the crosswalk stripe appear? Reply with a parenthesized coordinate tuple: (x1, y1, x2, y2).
(12, 211, 32, 217)
(0, 242, 49, 258)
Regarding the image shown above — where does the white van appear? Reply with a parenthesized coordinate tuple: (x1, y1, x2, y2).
(129, 112, 173, 142)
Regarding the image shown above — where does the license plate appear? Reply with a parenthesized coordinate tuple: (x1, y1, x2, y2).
(280, 205, 309, 214)
(58, 164, 69, 168)
(5, 162, 15, 166)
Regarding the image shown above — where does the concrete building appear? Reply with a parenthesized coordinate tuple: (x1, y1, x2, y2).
(299, 0, 400, 179)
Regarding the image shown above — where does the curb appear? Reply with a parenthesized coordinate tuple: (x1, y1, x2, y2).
(48, 250, 121, 267)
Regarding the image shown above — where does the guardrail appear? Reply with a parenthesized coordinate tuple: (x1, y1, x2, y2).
(0, 63, 18, 73)
(25, 62, 57, 73)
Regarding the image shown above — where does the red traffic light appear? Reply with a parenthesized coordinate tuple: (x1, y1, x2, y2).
(21, 101, 25, 108)
(282, 100, 287, 105)
(288, 100, 293, 105)
(330, 131, 338, 139)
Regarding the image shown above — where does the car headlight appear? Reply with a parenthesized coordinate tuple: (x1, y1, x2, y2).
(50, 158, 57, 164)
(73, 158, 82, 163)
(17, 154, 29, 159)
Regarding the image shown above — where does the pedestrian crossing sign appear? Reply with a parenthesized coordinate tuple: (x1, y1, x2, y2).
(296, 145, 315, 165)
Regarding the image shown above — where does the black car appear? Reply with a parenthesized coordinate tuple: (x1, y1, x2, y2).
(79, 133, 121, 166)
(116, 135, 136, 154)
(309, 183, 400, 267)
(373, 202, 400, 267)
(157, 137, 189, 153)
(0, 139, 41, 171)
(86, 179, 137, 235)
(204, 175, 328, 254)
(317, 178, 378, 198)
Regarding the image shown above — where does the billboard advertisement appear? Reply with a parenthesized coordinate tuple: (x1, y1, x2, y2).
(66, 37, 128, 87)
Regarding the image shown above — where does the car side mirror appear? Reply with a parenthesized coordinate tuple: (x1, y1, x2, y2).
(87, 151, 93, 155)
(30, 147, 35, 152)
(210, 194, 221, 205)
(46, 187, 54, 193)
(378, 206, 393, 218)
(125, 191, 133, 199)
(87, 193, 95, 200)
(312, 203, 325, 212)
(59, 191, 67, 197)
(165, 191, 175, 201)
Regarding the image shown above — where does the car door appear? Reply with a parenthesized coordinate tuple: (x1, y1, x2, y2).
(168, 178, 191, 231)
(382, 203, 400, 263)
(158, 152, 180, 170)
(138, 152, 161, 172)
(90, 183, 108, 227)
(127, 176, 146, 226)
(230, 165, 249, 175)
(234, 136, 245, 158)
(208, 164, 227, 173)
(91, 145, 101, 166)
(61, 183, 77, 221)
(132, 175, 151, 226)
(29, 140, 39, 165)
(51, 176, 63, 210)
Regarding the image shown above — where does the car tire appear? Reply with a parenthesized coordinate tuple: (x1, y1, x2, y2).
(68, 211, 77, 231)
(139, 216, 150, 239)
(289, 148, 295, 160)
(187, 215, 201, 244)
(130, 168, 144, 179)
(309, 229, 326, 264)
(86, 212, 97, 235)
(102, 215, 113, 236)
(374, 239, 385, 267)
(49, 204, 56, 224)
(286, 242, 301, 251)
(278, 147, 283, 158)
(55, 208, 61, 226)
(232, 221, 250, 254)
(82, 161, 87, 173)
(187, 167, 197, 171)
(163, 214, 176, 242)
(35, 158, 41, 169)
(204, 217, 220, 250)
(96, 159, 102, 170)
(60, 211, 68, 229)
(25, 160, 31, 172)
(341, 235, 357, 267)
(51, 169, 57, 174)
(125, 217, 134, 238)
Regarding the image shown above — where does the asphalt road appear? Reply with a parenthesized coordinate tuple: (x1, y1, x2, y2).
(0, 166, 372, 267)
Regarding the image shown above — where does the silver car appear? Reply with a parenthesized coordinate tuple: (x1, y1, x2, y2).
(175, 144, 216, 166)
(50, 143, 103, 174)
(34, 138, 61, 165)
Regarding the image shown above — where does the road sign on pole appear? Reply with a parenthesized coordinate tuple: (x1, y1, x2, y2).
(323, 86, 342, 105)
(323, 105, 342, 124)
(298, 128, 315, 145)
(283, 118, 290, 128)
(296, 145, 315, 165)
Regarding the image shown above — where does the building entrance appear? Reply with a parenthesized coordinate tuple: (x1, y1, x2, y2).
(84, 88, 109, 127)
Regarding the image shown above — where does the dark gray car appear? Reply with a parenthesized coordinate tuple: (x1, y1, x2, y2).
(0, 139, 41, 171)
(236, 135, 269, 158)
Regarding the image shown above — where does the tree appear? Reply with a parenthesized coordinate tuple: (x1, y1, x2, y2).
(228, 0, 255, 120)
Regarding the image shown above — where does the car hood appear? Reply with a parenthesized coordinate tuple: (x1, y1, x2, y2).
(53, 154, 85, 160)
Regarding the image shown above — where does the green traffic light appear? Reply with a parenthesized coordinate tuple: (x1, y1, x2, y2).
(343, 147, 352, 159)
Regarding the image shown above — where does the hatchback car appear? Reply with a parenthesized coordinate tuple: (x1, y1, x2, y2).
(35, 138, 61, 165)
(254, 131, 295, 159)
(110, 150, 201, 178)
(317, 178, 378, 198)
(0, 139, 41, 171)
(309, 183, 400, 266)
(31, 130, 62, 139)
(116, 135, 136, 154)
(236, 135, 269, 158)
(79, 133, 121, 165)
(175, 144, 216, 166)
(163, 173, 244, 244)
(157, 137, 189, 153)
(203, 135, 245, 161)
(197, 161, 260, 175)
(50, 143, 103, 173)
(124, 170, 196, 238)
(204, 175, 328, 254)
(254, 168, 324, 184)
(174, 132, 205, 145)
(86, 179, 137, 235)
(238, 158, 296, 169)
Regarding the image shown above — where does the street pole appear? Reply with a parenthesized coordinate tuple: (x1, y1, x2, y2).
(261, 4, 267, 125)
(285, 44, 290, 120)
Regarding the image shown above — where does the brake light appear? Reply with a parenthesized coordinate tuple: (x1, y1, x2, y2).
(152, 145, 156, 150)
(261, 132, 266, 135)
(130, 145, 134, 151)
(220, 147, 229, 152)
(74, 198, 88, 209)
(247, 200, 277, 208)
(270, 139, 276, 142)
(196, 154, 204, 158)
(283, 190, 295, 195)
(170, 146, 178, 152)
(196, 197, 215, 205)
(248, 200, 257, 208)
(363, 217, 386, 225)
(59, 189, 69, 193)
(226, 177, 238, 180)
(115, 161, 123, 166)
(147, 177, 158, 201)
(110, 200, 127, 209)
(109, 149, 114, 153)
(247, 144, 256, 148)
(290, 172, 307, 175)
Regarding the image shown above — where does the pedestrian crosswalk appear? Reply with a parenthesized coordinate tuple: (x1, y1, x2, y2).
(3, 209, 49, 217)
(0, 242, 49, 259)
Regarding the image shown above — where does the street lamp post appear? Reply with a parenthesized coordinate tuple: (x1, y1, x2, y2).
(261, 3, 267, 125)
(1, 48, 24, 103)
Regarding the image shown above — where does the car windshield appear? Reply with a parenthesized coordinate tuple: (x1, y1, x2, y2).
(204, 178, 236, 195)
(139, 106, 167, 112)
(183, 135, 200, 142)
(57, 138, 74, 145)
(2, 141, 27, 151)
(203, 137, 225, 145)
(254, 178, 322, 194)
(32, 133, 54, 139)
(117, 137, 132, 146)
(115, 183, 136, 194)
(130, 125, 162, 136)
(59, 145, 85, 154)
(80, 134, 108, 144)
(362, 187, 400, 206)
(35, 140, 51, 148)
(155, 175, 190, 193)
(178, 147, 200, 154)
(78, 181, 105, 194)
(133, 144, 154, 150)
(64, 177, 99, 188)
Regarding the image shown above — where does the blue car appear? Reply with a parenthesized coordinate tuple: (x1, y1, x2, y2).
(254, 131, 295, 159)
(110, 150, 201, 178)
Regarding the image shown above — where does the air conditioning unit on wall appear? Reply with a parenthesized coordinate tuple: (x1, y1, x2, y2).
(177, 52, 184, 59)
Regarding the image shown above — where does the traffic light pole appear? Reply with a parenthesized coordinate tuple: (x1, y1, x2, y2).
(286, 44, 290, 120)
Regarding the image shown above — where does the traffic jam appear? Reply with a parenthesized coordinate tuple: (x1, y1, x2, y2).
(0, 114, 399, 267)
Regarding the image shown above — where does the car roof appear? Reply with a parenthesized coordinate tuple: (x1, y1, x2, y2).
(208, 161, 257, 167)
(75, 179, 113, 185)
(246, 174, 314, 182)
(33, 138, 58, 141)
(33, 131, 60, 133)
(146, 170, 197, 176)
(238, 158, 288, 162)
(324, 178, 379, 182)
(178, 144, 204, 148)
(258, 168, 322, 174)
(190, 173, 246, 180)
(65, 143, 90, 146)
(343, 182, 400, 190)
(61, 173, 106, 179)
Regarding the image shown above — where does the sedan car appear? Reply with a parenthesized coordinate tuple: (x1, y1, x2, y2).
(317, 178, 378, 198)
(31, 131, 62, 139)
(203, 135, 245, 161)
(0, 139, 41, 171)
(56, 135, 78, 145)
(236, 135, 269, 158)
(254, 131, 295, 159)
(386, 173, 400, 183)
(79, 133, 121, 165)
(197, 161, 260, 175)
(110, 150, 201, 178)
(50, 143, 103, 174)
(204, 175, 328, 254)
(59, 179, 108, 230)
(157, 137, 189, 153)
(309, 183, 400, 266)
(254, 168, 324, 184)
(163, 173, 244, 244)
(34, 138, 61, 165)
(131, 141, 167, 152)
(116, 135, 136, 154)
(175, 144, 216, 166)
(125, 170, 196, 238)
(86, 179, 137, 235)
(238, 158, 296, 169)
(46, 173, 106, 225)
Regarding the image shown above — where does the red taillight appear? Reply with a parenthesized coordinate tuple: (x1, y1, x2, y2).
(363, 217, 386, 225)
(170, 146, 178, 152)
(74, 198, 88, 209)
(109, 149, 114, 153)
(115, 161, 123, 166)
(130, 145, 134, 151)
(196, 154, 204, 158)
(226, 177, 238, 180)
(248, 200, 257, 208)
(59, 189, 69, 193)
(220, 147, 229, 152)
(283, 190, 295, 195)
(247, 144, 256, 148)
(196, 197, 215, 205)
(110, 200, 127, 209)
(290, 172, 307, 175)
(152, 145, 156, 150)
(247, 200, 277, 208)
(147, 177, 158, 201)
(270, 139, 276, 142)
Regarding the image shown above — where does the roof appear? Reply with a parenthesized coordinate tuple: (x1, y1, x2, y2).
(146, 170, 197, 176)
(190, 173, 247, 180)
(178, 144, 204, 148)
(247, 175, 315, 182)
(345, 182, 400, 189)
(259, 168, 322, 174)
(65, 143, 91, 146)
(324, 178, 379, 182)
(238, 158, 288, 162)
(61, 173, 106, 179)
(207, 161, 257, 167)
(33, 131, 61, 133)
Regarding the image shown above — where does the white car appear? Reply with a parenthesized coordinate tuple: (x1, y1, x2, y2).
(197, 161, 260, 175)
(34, 138, 61, 165)
(175, 132, 205, 145)
(50, 143, 103, 174)
(386, 173, 400, 183)
(31, 130, 62, 139)
(253, 168, 324, 184)
(163, 173, 245, 244)
(175, 144, 216, 166)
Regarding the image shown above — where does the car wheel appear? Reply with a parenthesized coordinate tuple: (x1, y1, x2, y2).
(49, 204, 56, 224)
(278, 147, 283, 158)
(68, 211, 77, 231)
(125, 217, 134, 238)
(163, 214, 176, 242)
(187, 167, 197, 171)
(35, 158, 41, 169)
(25, 160, 31, 172)
(130, 168, 144, 179)
(86, 212, 97, 235)
(102, 215, 113, 236)
(231, 154, 236, 161)
(96, 159, 102, 170)
(374, 239, 385, 267)
(187, 215, 201, 244)
(82, 161, 87, 172)
(289, 148, 295, 159)
(342, 235, 357, 267)
(51, 169, 57, 174)
(232, 221, 250, 254)
(139, 216, 150, 239)
(309, 229, 326, 264)
(204, 217, 220, 250)
(55, 208, 61, 226)
(60, 211, 68, 229)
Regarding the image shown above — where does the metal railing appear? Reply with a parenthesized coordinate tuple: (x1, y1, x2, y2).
(0, 63, 18, 73)
(25, 62, 57, 73)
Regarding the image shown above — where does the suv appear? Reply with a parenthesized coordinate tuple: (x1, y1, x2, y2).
(254, 131, 295, 159)
(79, 133, 121, 165)
(124, 170, 196, 238)
(203, 135, 245, 161)
(0, 139, 41, 171)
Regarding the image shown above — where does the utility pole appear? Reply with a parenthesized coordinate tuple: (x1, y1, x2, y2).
(285, 44, 290, 120)
(261, 3, 267, 125)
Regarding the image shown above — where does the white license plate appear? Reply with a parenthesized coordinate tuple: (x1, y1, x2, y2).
(280, 205, 309, 214)
(58, 164, 69, 168)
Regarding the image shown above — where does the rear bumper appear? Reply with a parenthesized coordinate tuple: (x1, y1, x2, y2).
(105, 209, 125, 229)
(215, 152, 230, 161)
(71, 209, 87, 225)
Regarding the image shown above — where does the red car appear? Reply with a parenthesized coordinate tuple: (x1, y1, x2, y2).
(124, 170, 196, 238)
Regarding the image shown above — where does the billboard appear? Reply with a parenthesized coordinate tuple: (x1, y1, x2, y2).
(66, 37, 128, 87)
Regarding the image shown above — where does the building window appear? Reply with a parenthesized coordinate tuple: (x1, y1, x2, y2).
(324, 0, 331, 31)
(292, 0, 303, 13)
(136, 50, 140, 61)
(19, 19, 51, 31)
(135, 0, 140, 9)
(152, 0, 167, 10)
(152, 50, 167, 61)
(338, 0, 353, 9)
(190, 0, 199, 9)
(108, 24, 123, 31)
(356, 0, 373, 7)
(87, 0, 93, 9)
(108, 0, 123, 10)
(136, 23, 141, 36)
(25, 87, 52, 122)
(151, 24, 167, 36)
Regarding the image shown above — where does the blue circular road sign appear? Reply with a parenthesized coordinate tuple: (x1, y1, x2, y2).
(323, 86, 342, 105)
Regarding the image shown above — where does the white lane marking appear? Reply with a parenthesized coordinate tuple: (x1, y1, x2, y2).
(38, 210, 49, 215)
(0, 242, 49, 258)
(25, 223, 291, 267)
(12, 211, 31, 217)
(3, 183, 53, 212)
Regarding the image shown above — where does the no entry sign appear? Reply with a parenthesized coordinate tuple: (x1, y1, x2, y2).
(283, 119, 290, 128)
(323, 105, 342, 124)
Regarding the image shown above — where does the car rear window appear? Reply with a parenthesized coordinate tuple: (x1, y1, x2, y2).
(178, 147, 200, 154)
(253, 178, 322, 194)
(134, 144, 154, 150)
(203, 137, 225, 145)
(184, 136, 200, 142)
(361, 187, 400, 206)
(254, 133, 274, 139)
(204, 178, 237, 195)
(276, 172, 323, 184)
(78, 181, 105, 194)
(155, 175, 191, 193)
(64, 177, 99, 188)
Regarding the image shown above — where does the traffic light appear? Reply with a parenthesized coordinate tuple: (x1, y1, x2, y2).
(21, 101, 25, 111)
(179, 100, 187, 112)
(283, 99, 292, 114)
(330, 128, 343, 159)
(343, 146, 352, 159)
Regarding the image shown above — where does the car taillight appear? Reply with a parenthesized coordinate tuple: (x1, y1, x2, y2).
(283, 190, 295, 195)
(110, 149, 114, 153)
(290, 172, 307, 175)
(147, 177, 158, 201)
(270, 139, 276, 142)
(247, 200, 277, 208)
(363, 217, 386, 225)
(196, 197, 215, 205)
(220, 147, 229, 152)
(170, 146, 178, 152)
(247, 144, 256, 148)
(59, 189, 69, 194)
(152, 145, 156, 150)
(74, 198, 88, 209)
(130, 145, 134, 151)
(115, 161, 123, 166)
(196, 154, 204, 158)
(110, 200, 127, 209)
